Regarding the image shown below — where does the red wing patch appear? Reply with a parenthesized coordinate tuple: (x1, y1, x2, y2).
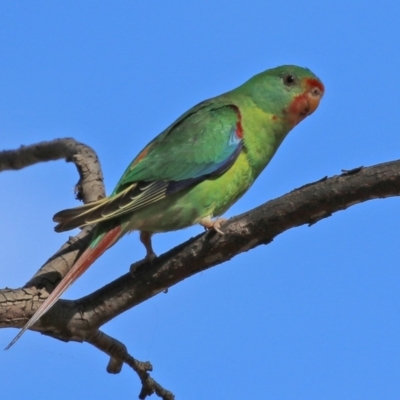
(130, 143, 154, 170)
(229, 105, 244, 139)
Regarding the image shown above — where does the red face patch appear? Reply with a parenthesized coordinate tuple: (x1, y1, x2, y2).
(286, 94, 310, 126)
(285, 77, 324, 127)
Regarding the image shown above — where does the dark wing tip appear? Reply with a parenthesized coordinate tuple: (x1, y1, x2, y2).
(54, 223, 65, 233)
(52, 207, 92, 232)
(52, 197, 110, 232)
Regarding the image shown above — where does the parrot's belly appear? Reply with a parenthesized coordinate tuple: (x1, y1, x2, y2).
(125, 156, 254, 233)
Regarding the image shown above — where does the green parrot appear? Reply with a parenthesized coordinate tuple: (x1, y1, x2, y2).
(6, 65, 324, 348)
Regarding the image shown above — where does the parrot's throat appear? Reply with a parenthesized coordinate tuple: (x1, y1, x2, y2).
(285, 93, 311, 127)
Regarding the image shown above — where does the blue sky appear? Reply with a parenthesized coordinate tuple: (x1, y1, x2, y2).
(1, 1, 400, 399)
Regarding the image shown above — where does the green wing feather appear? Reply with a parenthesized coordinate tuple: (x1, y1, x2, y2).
(114, 100, 241, 186)
(54, 99, 243, 232)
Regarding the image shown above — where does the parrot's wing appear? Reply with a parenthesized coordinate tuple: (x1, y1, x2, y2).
(117, 101, 243, 184)
(54, 101, 243, 231)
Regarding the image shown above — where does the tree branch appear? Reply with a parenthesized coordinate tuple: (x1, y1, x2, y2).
(2, 139, 400, 399)
(0, 138, 105, 203)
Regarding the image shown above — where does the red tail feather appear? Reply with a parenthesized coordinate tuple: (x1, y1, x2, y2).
(5, 225, 123, 350)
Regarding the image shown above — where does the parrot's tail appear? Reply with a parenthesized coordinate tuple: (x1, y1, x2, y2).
(5, 224, 123, 350)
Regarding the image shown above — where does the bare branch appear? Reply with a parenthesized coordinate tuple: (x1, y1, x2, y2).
(76, 159, 400, 327)
(0, 139, 103, 323)
(2, 158, 400, 336)
(0, 138, 105, 203)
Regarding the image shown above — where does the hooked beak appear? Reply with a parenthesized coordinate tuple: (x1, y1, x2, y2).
(304, 78, 325, 116)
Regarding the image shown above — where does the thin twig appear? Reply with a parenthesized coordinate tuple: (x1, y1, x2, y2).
(87, 330, 175, 400)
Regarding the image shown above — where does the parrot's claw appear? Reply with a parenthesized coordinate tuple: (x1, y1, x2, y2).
(129, 260, 143, 276)
(145, 251, 157, 263)
(130, 252, 157, 276)
(199, 217, 227, 235)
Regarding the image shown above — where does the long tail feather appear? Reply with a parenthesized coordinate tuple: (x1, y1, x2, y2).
(5, 225, 123, 350)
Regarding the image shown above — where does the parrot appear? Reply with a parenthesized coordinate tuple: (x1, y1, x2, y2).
(6, 65, 324, 349)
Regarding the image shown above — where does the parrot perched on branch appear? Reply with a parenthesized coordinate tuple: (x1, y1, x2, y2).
(6, 65, 324, 349)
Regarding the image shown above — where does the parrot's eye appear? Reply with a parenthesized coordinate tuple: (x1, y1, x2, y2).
(282, 74, 296, 86)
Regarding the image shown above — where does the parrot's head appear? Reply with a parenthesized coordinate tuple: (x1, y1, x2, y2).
(239, 65, 325, 127)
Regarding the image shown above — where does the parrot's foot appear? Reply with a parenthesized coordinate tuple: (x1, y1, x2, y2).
(199, 216, 227, 235)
